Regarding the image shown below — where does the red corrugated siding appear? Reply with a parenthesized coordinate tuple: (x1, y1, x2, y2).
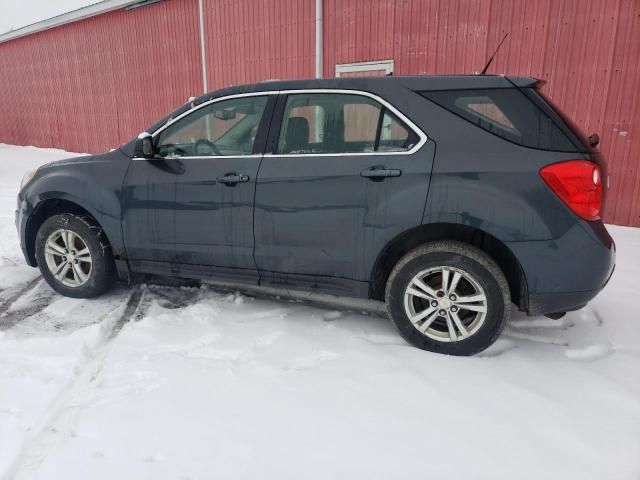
(324, 0, 640, 226)
(203, 0, 314, 90)
(0, 0, 638, 225)
(0, 0, 202, 154)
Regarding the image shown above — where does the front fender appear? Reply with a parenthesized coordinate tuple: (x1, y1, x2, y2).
(20, 150, 131, 266)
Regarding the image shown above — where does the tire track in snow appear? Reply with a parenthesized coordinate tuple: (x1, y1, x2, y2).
(0, 294, 54, 331)
(2, 286, 146, 480)
(109, 285, 146, 339)
(0, 276, 42, 320)
(503, 328, 569, 346)
(0, 283, 54, 331)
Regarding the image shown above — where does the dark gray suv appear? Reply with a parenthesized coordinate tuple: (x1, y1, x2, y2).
(16, 75, 615, 355)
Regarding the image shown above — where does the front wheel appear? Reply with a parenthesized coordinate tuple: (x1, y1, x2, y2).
(385, 241, 510, 356)
(35, 214, 115, 298)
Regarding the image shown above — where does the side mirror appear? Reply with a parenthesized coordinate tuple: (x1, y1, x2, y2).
(135, 132, 154, 158)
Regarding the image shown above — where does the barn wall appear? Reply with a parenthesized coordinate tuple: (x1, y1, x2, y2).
(324, 0, 640, 226)
(0, 0, 638, 225)
(203, 0, 315, 90)
(0, 0, 202, 154)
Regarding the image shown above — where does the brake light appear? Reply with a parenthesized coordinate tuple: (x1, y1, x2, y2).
(540, 160, 602, 221)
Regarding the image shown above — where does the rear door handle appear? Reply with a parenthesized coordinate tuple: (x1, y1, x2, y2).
(360, 167, 402, 179)
(217, 173, 250, 185)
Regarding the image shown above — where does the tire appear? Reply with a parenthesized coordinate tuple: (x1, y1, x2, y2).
(35, 213, 115, 298)
(385, 241, 510, 356)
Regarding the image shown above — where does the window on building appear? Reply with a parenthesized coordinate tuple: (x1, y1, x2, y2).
(276, 93, 417, 155)
(155, 95, 268, 157)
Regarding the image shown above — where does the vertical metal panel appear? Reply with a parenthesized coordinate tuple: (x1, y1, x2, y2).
(203, 0, 315, 90)
(0, 0, 202, 154)
(323, 0, 640, 226)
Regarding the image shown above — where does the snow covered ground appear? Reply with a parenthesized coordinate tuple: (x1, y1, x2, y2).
(0, 143, 639, 480)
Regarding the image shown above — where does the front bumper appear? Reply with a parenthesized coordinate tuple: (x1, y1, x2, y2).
(15, 196, 37, 267)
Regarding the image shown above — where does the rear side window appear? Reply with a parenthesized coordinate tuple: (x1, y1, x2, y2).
(277, 93, 418, 155)
(420, 88, 583, 152)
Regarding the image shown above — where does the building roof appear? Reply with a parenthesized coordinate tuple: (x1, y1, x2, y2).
(0, 0, 148, 44)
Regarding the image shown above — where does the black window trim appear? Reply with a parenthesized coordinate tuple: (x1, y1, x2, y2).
(419, 87, 585, 153)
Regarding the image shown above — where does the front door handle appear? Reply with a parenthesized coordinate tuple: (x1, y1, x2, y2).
(360, 167, 402, 179)
(217, 173, 250, 185)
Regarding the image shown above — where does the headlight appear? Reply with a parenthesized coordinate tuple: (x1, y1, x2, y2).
(20, 169, 37, 191)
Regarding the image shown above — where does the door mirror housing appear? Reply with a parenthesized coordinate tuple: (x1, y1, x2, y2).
(135, 132, 155, 158)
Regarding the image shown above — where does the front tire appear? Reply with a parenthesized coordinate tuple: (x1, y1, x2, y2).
(35, 214, 115, 298)
(385, 241, 510, 356)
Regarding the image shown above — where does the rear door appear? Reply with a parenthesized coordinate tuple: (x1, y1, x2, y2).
(254, 89, 435, 293)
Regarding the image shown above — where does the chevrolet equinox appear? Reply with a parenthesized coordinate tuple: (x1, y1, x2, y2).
(16, 75, 615, 355)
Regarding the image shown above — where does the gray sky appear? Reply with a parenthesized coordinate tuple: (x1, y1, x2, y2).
(0, 0, 100, 35)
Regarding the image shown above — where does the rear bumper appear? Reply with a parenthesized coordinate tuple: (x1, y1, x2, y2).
(507, 221, 615, 316)
(528, 267, 614, 315)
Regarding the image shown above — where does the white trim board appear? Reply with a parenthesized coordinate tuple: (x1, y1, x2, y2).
(335, 60, 394, 77)
(0, 0, 145, 44)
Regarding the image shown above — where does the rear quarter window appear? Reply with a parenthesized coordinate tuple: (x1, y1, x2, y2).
(420, 88, 585, 152)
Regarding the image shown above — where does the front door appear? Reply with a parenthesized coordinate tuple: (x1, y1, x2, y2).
(123, 93, 274, 280)
(254, 90, 435, 295)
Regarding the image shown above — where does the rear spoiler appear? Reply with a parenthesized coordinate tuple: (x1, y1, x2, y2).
(506, 76, 546, 89)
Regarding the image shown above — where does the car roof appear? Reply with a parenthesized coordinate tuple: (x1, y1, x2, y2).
(194, 74, 539, 105)
(143, 74, 539, 136)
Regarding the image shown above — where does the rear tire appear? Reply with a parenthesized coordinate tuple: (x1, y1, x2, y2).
(35, 214, 115, 298)
(385, 241, 510, 356)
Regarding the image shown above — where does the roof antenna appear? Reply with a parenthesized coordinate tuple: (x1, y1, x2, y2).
(480, 33, 509, 75)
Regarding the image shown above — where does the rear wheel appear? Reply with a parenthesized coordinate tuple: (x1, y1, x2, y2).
(35, 214, 115, 298)
(385, 241, 510, 356)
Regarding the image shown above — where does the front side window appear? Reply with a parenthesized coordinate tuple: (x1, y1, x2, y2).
(155, 95, 268, 157)
(276, 93, 418, 155)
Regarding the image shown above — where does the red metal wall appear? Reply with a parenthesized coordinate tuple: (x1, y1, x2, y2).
(324, 0, 640, 226)
(203, 0, 315, 89)
(0, 0, 202, 154)
(0, 0, 638, 226)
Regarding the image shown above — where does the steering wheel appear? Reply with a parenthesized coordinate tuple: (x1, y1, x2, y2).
(194, 139, 222, 156)
(158, 143, 188, 157)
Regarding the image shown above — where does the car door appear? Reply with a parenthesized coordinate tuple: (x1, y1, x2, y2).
(122, 93, 275, 281)
(253, 90, 435, 295)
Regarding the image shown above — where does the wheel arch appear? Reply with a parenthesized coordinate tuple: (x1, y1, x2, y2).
(369, 223, 528, 311)
(26, 198, 111, 266)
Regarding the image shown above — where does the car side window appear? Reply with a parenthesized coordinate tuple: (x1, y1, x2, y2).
(420, 89, 579, 151)
(276, 93, 417, 155)
(155, 96, 269, 157)
(378, 110, 413, 152)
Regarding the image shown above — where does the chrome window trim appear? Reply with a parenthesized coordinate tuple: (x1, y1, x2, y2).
(150, 90, 280, 139)
(139, 88, 427, 161)
(133, 154, 262, 161)
(273, 89, 427, 157)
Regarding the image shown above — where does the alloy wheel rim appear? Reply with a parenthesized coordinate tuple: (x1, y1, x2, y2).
(44, 229, 93, 288)
(403, 266, 487, 342)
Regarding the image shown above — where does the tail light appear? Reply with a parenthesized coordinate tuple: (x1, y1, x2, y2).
(540, 160, 602, 221)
